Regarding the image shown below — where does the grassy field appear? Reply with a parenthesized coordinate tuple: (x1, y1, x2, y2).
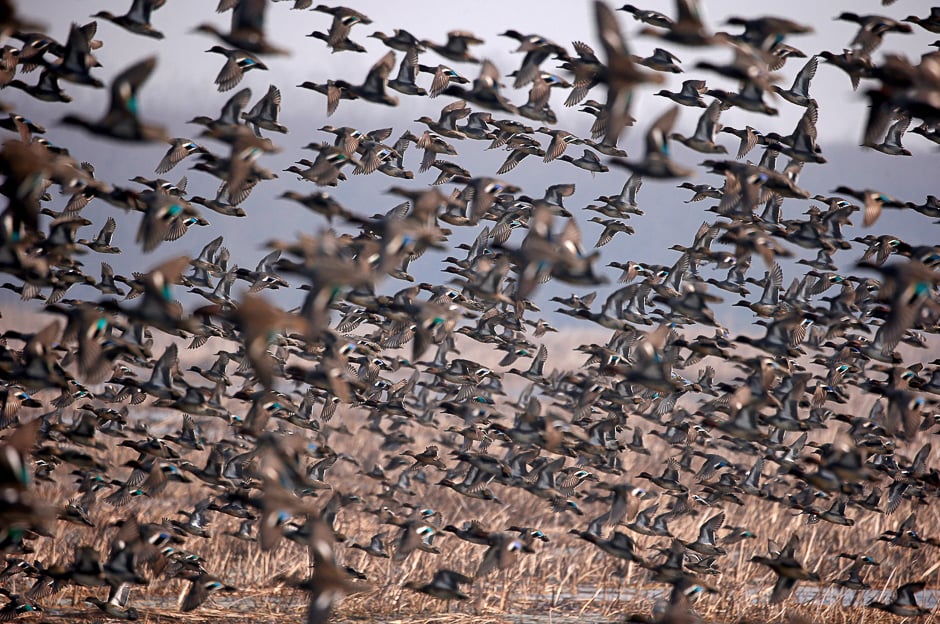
(3, 307, 939, 623)
(8, 414, 940, 624)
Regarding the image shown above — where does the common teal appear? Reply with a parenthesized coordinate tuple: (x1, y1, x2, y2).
(670, 99, 728, 154)
(61, 56, 167, 142)
(868, 582, 930, 616)
(93, 0, 165, 39)
(611, 106, 693, 178)
(194, 0, 288, 55)
(0, 4, 939, 624)
(404, 569, 471, 600)
(206, 46, 268, 92)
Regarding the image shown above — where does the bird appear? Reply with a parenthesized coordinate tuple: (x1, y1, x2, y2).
(750, 534, 820, 603)
(867, 582, 930, 617)
(179, 572, 237, 612)
(242, 84, 289, 135)
(593, 0, 664, 145)
(329, 50, 399, 108)
(194, 0, 288, 55)
(440, 59, 518, 114)
(866, 113, 912, 156)
(60, 56, 168, 142)
(404, 569, 472, 600)
(206, 45, 268, 92)
(571, 529, 649, 566)
(422, 30, 484, 64)
(633, 47, 683, 73)
(656, 79, 709, 107)
(0, 3, 938, 624)
(93, 0, 166, 39)
(670, 99, 728, 154)
(155, 138, 208, 174)
(308, 5, 371, 54)
(771, 55, 818, 107)
(682, 512, 726, 556)
(610, 106, 693, 178)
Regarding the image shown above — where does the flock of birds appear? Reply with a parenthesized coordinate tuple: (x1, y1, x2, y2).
(0, 0, 939, 622)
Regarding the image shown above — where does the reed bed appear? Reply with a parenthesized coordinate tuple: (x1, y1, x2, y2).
(10, 408, 940, 624)
(3, 308, 938, 623)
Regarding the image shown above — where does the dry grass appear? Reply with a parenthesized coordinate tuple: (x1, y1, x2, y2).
(2, 308, 939, 623)
(10, 412, 940, 624)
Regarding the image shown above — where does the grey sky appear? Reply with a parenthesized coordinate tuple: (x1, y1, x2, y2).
(3, 0, 939, 330)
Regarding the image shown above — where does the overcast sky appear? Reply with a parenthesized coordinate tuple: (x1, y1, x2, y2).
(3, 0, 939, 330)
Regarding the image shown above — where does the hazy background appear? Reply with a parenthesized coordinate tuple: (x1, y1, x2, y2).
(3, 0, 939, 333)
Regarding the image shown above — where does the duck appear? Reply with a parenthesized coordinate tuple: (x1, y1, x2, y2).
(633, 47, 683, 73)
(475, 532, 527, 577)
(85, 589, 136, 621)
(682, 512, 726, 556)
(571, 529, 649, 565)
(670, 99, 728, 154)
(771, 55, 818, 107)
(867, 582, 930, 617)
(560, 149, 609, 174)
(388, 49, 427, 96)
(206, 46, 268, 92)
(865, 113, 912, 156)
(500, 29, 566, 88)
(194, 0, 288, 55)
(242, 85, 289, 135)
(639, 0, 716, 47)
(179, 572, 237, 611)
(903, 8, 940, 33)
(441, 59, 518, 114)
(46, 22, 104, 87)
(404, 569, 472, 600)
(61, 56, 167, 142)
(368, 29, 424, 52)
(638, 458, 688, 493)
(593, 1, 664, 144)
(308, 5, 370, 53)
(297, 79, 358, 116)
(329, 51, 399, 107)
(7, 69, 73, 103)
(422, 30, 484, 64)
(93, 0, 165, 39)
(655, 79, 708, 107)
(750, 534, 821, 603)
(610, 106, 693, 178)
